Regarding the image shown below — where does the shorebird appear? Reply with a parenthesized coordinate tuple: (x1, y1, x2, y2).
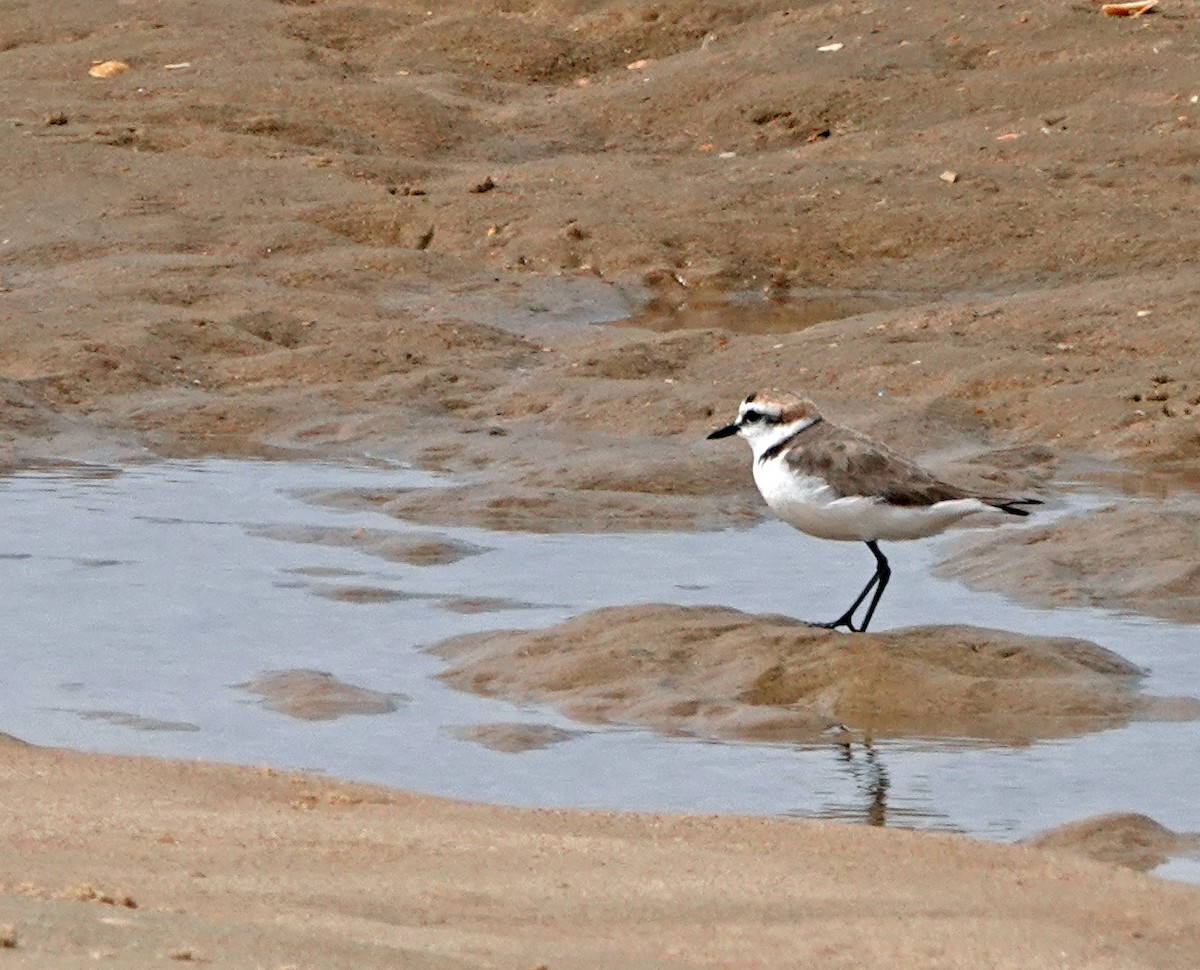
(708, 390, 1041, 632)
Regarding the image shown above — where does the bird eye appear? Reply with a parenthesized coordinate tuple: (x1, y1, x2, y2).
(742, 410, 763, 423)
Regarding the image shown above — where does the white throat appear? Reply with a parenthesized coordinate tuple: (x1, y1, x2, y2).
(745, 416, 820, 462)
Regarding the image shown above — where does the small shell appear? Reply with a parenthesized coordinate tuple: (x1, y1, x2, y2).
(87, 60, 129, 78)
(1101, 0, 1157, 16)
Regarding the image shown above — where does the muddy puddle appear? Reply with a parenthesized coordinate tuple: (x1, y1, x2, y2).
(2, 459, 1198, 881)
(380, 271, 922, 336)
(619, 290, 918, 334)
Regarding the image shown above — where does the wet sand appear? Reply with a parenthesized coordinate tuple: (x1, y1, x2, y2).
(1027, 813, 1200, 874)
(431, 604, 1199, 744)
(940, 501, 1200, 623)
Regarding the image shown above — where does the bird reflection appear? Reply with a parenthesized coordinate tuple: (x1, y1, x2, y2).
(784, 737, 959, 832)
(836, 738, 889, 827)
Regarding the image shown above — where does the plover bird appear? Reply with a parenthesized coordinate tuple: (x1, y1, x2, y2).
(708, 390, 1041, 632)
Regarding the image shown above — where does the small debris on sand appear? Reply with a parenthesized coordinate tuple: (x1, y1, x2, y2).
(1100, 1, 1157, 17)
(87, 60, 128, 78)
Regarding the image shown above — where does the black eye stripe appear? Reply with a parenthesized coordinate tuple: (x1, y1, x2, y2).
(741, 409, 778, 425)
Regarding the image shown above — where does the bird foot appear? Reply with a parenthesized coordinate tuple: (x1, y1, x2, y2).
(808, 617, 860, 633)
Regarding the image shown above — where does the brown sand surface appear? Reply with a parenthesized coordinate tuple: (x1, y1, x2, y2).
(3, 736, 1200, 970)
(5, 2, 1200, 962)
(2, 0, 1198, 525)
(432, 604, 1199, 743)
(0, 0, 1197, 596)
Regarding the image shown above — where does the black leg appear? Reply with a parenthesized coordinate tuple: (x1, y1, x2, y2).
(815, 540, 891, 632)
(856, 541, 891, 632)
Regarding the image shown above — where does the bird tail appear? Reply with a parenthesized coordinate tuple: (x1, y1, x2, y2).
(983, 496, 1043, 517)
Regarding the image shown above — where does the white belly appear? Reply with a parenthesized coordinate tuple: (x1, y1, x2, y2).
(751, 457, 991, 542)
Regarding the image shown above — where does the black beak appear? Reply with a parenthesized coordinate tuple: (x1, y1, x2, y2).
(707, 422, 739, 440)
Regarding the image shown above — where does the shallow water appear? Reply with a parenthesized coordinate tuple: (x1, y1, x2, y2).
(619, 289, 917, 334)
(2, 459, 1198, 879)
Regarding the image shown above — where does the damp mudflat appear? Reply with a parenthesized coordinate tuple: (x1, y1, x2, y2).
(3, 459, 1199, 882)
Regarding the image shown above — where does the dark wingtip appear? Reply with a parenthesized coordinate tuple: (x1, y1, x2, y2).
(990, 496, 1044, 516)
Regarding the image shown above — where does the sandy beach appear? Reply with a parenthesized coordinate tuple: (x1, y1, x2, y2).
(4, 735, 1200, 969)
(3, 0, 1200, 964)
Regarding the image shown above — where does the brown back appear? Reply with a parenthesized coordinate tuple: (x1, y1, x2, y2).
(778, 420, 971, 507)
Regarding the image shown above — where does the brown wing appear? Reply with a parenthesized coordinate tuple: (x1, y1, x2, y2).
(783, 421, 970, 507)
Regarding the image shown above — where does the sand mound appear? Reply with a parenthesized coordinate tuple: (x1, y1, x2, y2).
(238, 669, 407, 721)
(454, 722, 580, 753)
(247, 523, 487, 565)
(1027, 813, 1200, 873)
(939, 504, 1200, 623)
(430, 605, 1186, 744)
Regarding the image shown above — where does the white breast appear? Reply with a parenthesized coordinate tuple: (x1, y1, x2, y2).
(751, 455, 991, 542)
